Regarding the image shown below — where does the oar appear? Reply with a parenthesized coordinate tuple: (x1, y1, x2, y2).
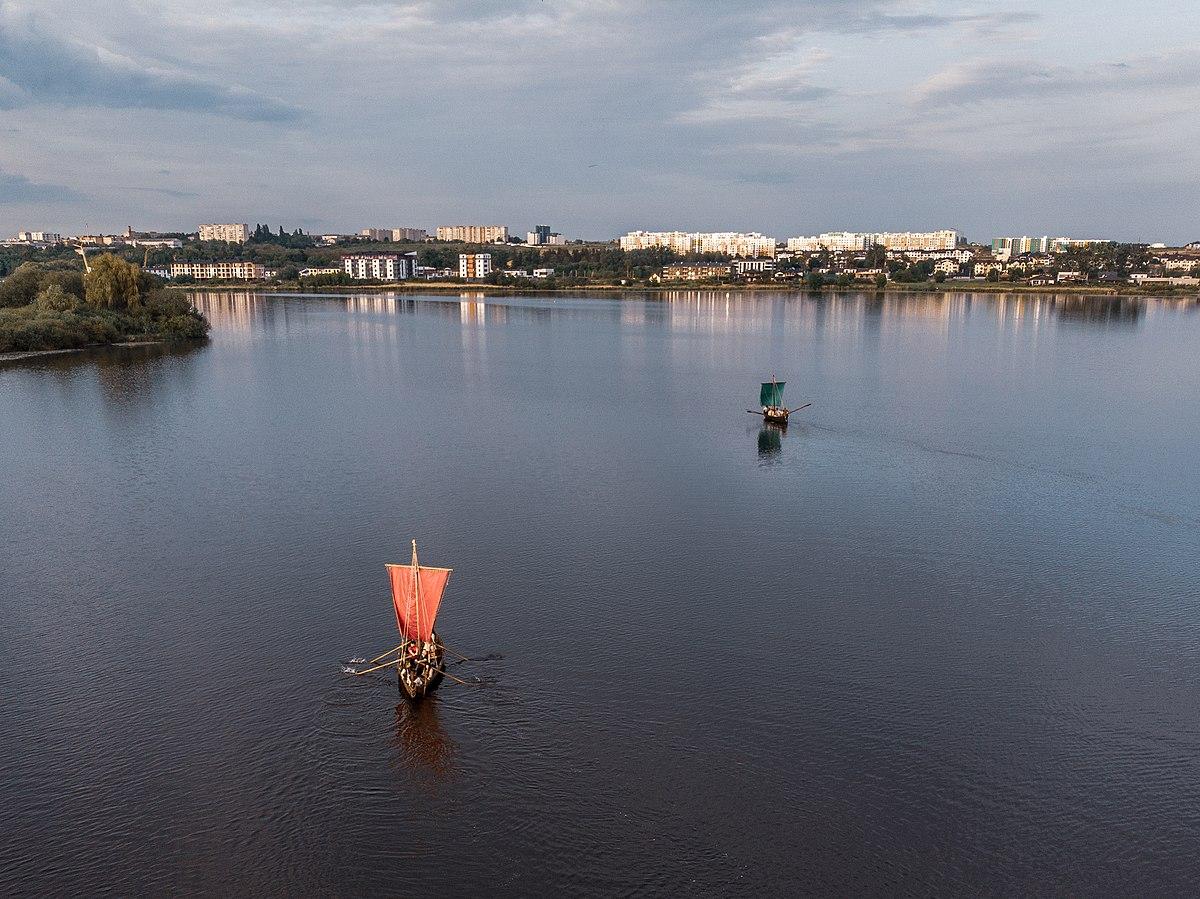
(367, 643, 404, 665)
(789, 403, 813, 413)
(347, 658, 400, 677)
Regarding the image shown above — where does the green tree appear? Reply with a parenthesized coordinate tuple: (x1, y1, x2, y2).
(84, 254, 149, 310)
(0, 262, 47, 308)
(35, 283, 78, 312)
(986, 269, 1000, 282)
(874, 273, 888, 289)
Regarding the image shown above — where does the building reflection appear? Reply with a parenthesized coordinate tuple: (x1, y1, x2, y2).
(189, 290, 275, 333)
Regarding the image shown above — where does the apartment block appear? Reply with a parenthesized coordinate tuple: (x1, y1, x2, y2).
(459, 253, 492, 279)
(342, 253, 417, 280)
(619, 231, 775, 258)
(170, 261, 265, 280)
(198, 223, 250, 243)
(659, 263, 732, 281)
(437, 225, 509, 243)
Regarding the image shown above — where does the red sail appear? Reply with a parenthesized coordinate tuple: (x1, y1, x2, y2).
(387, 564, 451, 643)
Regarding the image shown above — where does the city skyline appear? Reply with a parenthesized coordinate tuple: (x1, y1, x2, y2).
(1, 1, 1199, 242)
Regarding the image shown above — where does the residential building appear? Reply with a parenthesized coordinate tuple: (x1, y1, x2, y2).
(299, 267, 343, 277)
(786, 237, 824, 252)
(342, 253, 417, 280)
(437, 225, 509, 243)
(199, 223, 250, 243)
(527, 225, 552, 245)
(170, 261, 266, 280)
(459, 253, 492, 279)
(15, 230, 63, 244)
(358, 228, 428, 242)
(1056, 270, 1085, 283)
(1131, 274, 1200, 286)
(932, 259, 961, 276)
(658, 263, 732, 281)
(992, 236, 1109, 261)
(129, 237, 183, 249)
(532, 268, 555, 278)
(619, 231, 775, 258)
(877, 230, 959, 251)
(391, 228, 427, 242)
(734, 259, 776, 275)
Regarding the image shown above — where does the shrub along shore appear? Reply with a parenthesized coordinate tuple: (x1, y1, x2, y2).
(0, 256, 209, 355)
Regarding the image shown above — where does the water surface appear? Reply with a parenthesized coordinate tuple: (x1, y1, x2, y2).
(2, 290, 1199, 895)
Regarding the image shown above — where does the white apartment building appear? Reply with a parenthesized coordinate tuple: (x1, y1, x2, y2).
(199, 223, 250, 243)
(786, 237, 824, 252)
(170, 261, 266, 280)
(618, 231, 776, 258)
(877, 230, 958, 251)
(459, 253, 492, 279)
(342, 253, 417, 280)
(16, 230, 63, 244)
(437, 225, 509, 243)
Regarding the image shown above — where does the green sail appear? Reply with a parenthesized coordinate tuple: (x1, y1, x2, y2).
(760, 381, 785, 407)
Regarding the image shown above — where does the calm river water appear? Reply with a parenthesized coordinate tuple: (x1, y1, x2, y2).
(2, 290, 1199, 895)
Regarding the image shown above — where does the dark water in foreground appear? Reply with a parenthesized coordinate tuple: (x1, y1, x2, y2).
(2, 290, 1199, 895)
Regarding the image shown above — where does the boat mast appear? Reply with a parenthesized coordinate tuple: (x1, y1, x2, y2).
(411, 539, 421, 649)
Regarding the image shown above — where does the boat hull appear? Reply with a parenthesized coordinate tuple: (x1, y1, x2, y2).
(762, 408, 790, 425)
(397, 633, 446, 701)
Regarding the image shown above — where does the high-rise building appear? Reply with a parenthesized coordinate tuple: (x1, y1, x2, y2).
(391, 228, 427, 242)
(342, 253, 417, 280)
(14, 231, 62, 244)
(527, 225, 552, 245)
(198, 223, 250, 243)
(459, 253, 492, 279)
(618, 231, 776, 258)
(437, 225, 509, 243)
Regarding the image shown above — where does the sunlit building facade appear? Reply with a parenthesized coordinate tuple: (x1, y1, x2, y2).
(619, 231, 776, 258)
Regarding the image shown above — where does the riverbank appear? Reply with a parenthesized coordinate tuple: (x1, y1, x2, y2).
(0, 340, 168, 364)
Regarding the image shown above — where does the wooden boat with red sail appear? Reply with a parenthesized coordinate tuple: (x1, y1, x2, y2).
(385, 541, 452, 700)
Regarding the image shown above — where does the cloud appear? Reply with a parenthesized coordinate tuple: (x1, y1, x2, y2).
(0, 170, 84, 204)
(913, 50, 1200, 106)
(677, 40, 835, 124)
(0, 15, 302, 122)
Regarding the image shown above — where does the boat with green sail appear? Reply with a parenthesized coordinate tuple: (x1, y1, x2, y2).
(748, 376, 810, 426)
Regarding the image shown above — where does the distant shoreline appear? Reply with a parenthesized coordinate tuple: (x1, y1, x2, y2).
(169, 281, 1198, 299)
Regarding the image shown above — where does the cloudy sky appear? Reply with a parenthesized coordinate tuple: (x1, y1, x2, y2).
(0, 0, 1197, 243)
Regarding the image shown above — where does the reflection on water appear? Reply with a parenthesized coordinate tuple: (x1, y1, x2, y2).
(392, 697, 456, 784)
(190, 289, 1155, 340)
(757, 424, 783, 461)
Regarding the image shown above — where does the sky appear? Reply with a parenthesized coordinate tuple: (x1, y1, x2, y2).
(0, 0, 1197, 243)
